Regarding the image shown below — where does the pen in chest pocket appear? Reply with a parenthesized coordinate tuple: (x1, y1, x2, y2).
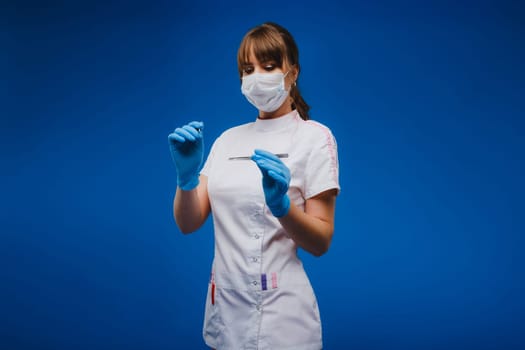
(228, 153, 289, 161)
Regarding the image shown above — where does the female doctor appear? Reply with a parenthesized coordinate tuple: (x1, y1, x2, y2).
(168, 22, 340, 350)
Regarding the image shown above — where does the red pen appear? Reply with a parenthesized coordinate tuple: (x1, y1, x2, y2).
(211, 282, 215, 305)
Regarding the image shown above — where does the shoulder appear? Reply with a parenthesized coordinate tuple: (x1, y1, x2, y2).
(303, 119, 334, 134)
(297, 118, 337, 144)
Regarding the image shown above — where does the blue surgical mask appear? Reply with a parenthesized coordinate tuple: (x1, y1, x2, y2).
(241, 71, 289, 112)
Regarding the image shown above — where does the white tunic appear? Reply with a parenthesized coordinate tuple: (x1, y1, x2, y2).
(200, 110, 340, 350)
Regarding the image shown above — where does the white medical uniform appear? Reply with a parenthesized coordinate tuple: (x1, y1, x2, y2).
(200, 110, 340, 350)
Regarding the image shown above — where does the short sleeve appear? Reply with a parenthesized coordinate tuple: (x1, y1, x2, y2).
(304, 124, 340, 199)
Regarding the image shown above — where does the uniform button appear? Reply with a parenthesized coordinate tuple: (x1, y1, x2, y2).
(252, 257, 259, 262)
(256, 305, 261, 311)
(252, 280, 258, 286)
(254, 234, 260, 239)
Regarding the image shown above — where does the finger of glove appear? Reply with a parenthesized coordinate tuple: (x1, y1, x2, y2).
(253, 157, 290, 182)
(252, 152, 289, 179)
(188, 121, 204, 131)
(172, 127, 197, 142)
(251, 154, 284, 170)
(168, 123, 204, 147)
(253, 157, 271, 179)
(253, 149, 283, 163)
(168, 132, 185, 143)
(252, 156, 280, 174)
(182, 125, 202, 140)
(267, 169, 289, 189)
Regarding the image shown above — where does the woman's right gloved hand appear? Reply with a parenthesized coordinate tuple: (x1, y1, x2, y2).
(168, 121, 204, 191)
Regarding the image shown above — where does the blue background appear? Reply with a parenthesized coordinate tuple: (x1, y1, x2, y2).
(3, 1, 524, 349)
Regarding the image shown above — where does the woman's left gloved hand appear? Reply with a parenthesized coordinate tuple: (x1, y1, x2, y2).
(251, 149, 291, 217)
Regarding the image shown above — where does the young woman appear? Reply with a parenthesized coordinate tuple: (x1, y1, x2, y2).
(168, 22, 340, 350)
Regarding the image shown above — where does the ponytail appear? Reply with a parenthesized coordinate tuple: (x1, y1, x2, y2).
(290, 82, 310, 121)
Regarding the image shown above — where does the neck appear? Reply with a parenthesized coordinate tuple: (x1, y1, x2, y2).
(258, 102, 293, 120)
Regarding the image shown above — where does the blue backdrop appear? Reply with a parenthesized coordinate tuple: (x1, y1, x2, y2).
(3, 1, 524, 349)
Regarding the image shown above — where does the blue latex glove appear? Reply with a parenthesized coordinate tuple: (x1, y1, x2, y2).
(251, 149, 291, 217)
(168, 121, 204, 190)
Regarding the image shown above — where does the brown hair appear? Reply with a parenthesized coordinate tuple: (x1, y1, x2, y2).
(237, 22, 310, 120)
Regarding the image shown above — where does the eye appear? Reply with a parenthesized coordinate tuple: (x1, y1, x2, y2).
(243, 66, 254, 75)
(264, 63, 276, 71)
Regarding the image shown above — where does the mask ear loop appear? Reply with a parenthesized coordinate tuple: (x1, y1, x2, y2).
(282, 70, 293, 93)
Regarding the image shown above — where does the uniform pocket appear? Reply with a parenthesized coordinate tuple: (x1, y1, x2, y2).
(261, 285, 323, 348)
(203, 282, 224, 346)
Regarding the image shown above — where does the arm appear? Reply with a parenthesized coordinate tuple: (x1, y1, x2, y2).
(173, 175, 211, 234)
(278, 189, 337, 257)
(251, 149, 338, 257)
